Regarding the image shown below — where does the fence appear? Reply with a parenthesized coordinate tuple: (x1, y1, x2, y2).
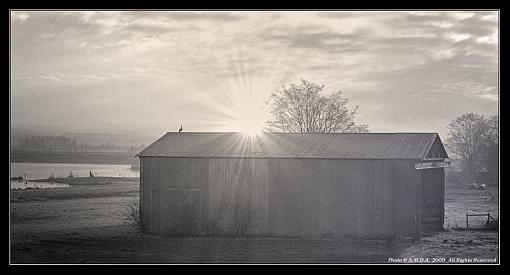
(466, 213, 497, 228)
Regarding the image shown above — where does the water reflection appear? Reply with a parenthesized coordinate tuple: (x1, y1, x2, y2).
(11, 180, 70, 190)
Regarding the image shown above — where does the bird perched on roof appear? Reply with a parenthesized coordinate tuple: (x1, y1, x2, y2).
(179, 125, 182, 132)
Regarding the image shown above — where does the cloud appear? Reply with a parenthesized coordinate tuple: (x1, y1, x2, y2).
(75, 11, 240, 32)
(160, 11, 243, 21)
(448, 33, 471, 42)
(452, 13, 498, 37)
(477, 30, 498, 44)
(480, 13, 498, 22)
(10, 11, 498, 139)
(259, 24, 368, 53)
(11, 12, 29, 22)
(450, 12, 476, 20)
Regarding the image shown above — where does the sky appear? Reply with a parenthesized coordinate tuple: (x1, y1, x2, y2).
(10, 10, 499, 141)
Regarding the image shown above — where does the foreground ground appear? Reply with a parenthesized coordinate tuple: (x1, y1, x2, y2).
(10, 177, 498, 264)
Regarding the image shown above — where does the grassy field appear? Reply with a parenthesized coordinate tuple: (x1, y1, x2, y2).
(10, 177, 499, 264)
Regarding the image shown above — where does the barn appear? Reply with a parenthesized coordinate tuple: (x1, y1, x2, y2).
(136, 132, 449, 239)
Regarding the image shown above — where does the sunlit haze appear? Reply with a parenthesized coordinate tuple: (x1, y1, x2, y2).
(10, 11, 499, 141)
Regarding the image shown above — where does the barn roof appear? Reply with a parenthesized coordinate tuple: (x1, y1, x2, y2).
(136, 132, 449, 160)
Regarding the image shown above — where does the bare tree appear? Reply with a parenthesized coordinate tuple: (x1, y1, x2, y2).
(266, 79, 368, 133)
(446, 113, 499, 183)
(483, 115, 499, 183)
(485, 115, 499, 145)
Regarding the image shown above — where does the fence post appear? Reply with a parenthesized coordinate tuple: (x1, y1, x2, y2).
(466, 213, 469, 228)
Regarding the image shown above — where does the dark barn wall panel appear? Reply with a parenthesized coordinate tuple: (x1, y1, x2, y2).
(410, 160, 423, 238)
(208, 158, 226, 232)
(241, 159, 252, 233)
(360, 160, 376, 237)
(283, 159, 304, 237)
(353, 160, 363, 237)
(140, 157, 151, 232)
(421, 168, 445, 231)
(196, 158, 209, 233)
(247, 159, 269, 235)
(142, 157, 150, 231)
(160, 158, 171, 232)
(302, 159, 321, 236)
(356, 160, 371, 237)
(439, 168, 445, 228)
(268, 159, 284, 235)
(337, 160, 352, 236)
(341, 160, 357, 237)
(390, 160, 422, 238)
(319, 159, 352, 237)
(318, 159, 337, 236)
(374, 160, 392, 237)
(150, 157, 161, 232)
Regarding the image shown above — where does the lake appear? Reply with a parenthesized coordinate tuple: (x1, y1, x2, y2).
(10, 162, 139, 180)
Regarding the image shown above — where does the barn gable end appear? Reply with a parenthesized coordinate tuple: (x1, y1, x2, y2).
(424, 135, 449, 160)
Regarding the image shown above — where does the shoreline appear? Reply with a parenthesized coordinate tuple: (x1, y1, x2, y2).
(29, 176, 139, 185)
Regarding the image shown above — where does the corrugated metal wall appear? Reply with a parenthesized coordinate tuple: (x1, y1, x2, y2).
(421, 168, 445, 231)
(140, 157, 425, 238)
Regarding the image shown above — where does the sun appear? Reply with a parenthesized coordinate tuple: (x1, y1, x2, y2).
(219, 58, 272, 136)
(232, 109, 265, 136)
(231, 96, 267, 136)
(238, 123, 263, 137)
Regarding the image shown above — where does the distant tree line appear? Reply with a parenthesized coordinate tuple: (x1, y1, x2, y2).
(11, 134, 146, 153)
(14, 135, 76, 152)
(446, 113, 499, 185)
